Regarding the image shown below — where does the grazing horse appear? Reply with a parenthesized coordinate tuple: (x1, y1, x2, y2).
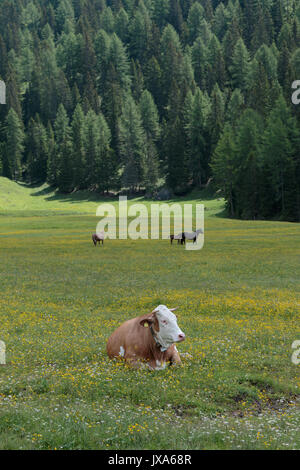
(170, 233, 185, 245)
(92, 232, 104, 246)
(181, 229, 203, 244)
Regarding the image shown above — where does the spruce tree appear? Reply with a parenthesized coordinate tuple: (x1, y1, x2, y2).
(140, 90, 160, 192)
(54, 104, 73, 192)
(229, 38, 251, 92)
(234, 109, 264, 219)
(261, 95, 300, 221)
(119, 95, 145, 192)
(211, 123, 237, 217)
(5, 108, 24, 180)
(187, 2, 205, 43)
(46, 122, 56, 186)
(26, 114, 48, 183)
(185, 87, 211, 186)
(71, 104, 86, 189)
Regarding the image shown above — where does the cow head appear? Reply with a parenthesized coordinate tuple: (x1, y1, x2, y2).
(140, 305, 185, 351)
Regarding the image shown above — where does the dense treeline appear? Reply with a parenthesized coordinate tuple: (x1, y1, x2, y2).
(0, 0, 299, 221)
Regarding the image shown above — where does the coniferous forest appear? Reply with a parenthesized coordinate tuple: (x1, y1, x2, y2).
(0, 0, 300, 221)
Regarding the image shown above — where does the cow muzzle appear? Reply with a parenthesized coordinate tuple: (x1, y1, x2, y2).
(177, 333, 186, 342)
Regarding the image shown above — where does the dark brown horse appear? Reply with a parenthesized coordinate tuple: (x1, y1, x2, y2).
(92, 232, 104, 246)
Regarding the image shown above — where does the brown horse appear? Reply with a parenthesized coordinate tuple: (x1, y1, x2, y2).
(92, 232, 104, 246)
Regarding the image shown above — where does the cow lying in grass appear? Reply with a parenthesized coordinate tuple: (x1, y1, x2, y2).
(106, 305, 185, 370)
(92, 232, 104, 246)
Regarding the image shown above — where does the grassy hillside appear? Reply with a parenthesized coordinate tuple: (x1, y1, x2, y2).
(0, 177, 223, 216)
(0, 177, 113, 215)
(0, 179, 299, 450)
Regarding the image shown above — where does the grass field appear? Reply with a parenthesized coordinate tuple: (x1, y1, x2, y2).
(0, 177, 299, 450)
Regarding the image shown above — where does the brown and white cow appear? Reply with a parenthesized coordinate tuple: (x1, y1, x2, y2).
(106, 305, 185, 370)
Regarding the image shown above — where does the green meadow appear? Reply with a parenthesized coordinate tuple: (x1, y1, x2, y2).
(0, 177, 299, 450)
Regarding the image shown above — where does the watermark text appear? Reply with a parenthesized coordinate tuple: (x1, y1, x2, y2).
(0, 341, 6, 365)
(96, 197, 204, 250)
(291, 80, 300, 105)
(0, 80, 5, 104)
(291, 340, 300, 365)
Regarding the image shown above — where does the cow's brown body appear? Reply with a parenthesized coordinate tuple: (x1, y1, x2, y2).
(106, 313, 182, 370)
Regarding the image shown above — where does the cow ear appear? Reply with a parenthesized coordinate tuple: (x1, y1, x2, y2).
(170, 307, 179, 312)
(140, 315, 154, 328)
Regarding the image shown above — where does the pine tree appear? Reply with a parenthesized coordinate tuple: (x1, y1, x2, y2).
(165, 115, 188, 193)
(185, 87, 211, 186)
(57, 137, 74, 193)
(291, 48, 300, 76)
(144, 56, 163, 114)
(272, 0, 284, 36)
(5, 64, 22, 118)
(152, 0, 170, 30)
(278, 43, 293, 100)
(242, 0, 260, 47)
(213, 2, 227, 40)
(56, 0, 75, 33)
(96, 113, 118, 192)
(168, 0, 183, 34)
(187, 2, 205, 43)
(226, 89, 245, 126)
(129, 5, 152, 64)
(46, 122, 56, 186)
(131, 59, 145, 101)
(160, 24, 183, 109)
(54, 104, 73, 192)
(207, 34, 226, 91)
(234, 109, 264, 219)
(115, 7, 129, 42)
(278, 23, 294, 51)
(261, 95, 300, 221)
(254, 45, 278, 82)
(229, 38, 251, 92)
(250, 6, 274, 52)
(222, 16, 241, 69)
(5, 108, 24, 180)
(140, 90, 160, 191)
(247, 59, 272, 117)
(57, 30, 83, 86)
(82, 108, 99, 187)
(191, 37, 208, 90)
(109, 33, 131, 93)
(164, 80, 189, 192)
(0, 34, 8, 79)
(119, 95, 145, 191)
(26, 114, 48, 183)
(100, 6, 115, 34)
(71, 104, 86, 189)
(208, 83, 225, 151)
(211, 123, 237, 216)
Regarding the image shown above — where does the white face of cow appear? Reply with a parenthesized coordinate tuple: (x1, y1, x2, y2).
(153, 305, 185, 350)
